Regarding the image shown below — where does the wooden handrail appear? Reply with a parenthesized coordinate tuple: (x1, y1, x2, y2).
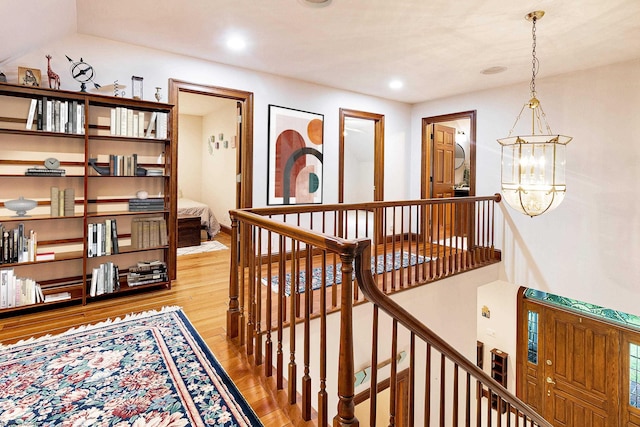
(352, 238, 552, 427)
(228, 194, 549, 426)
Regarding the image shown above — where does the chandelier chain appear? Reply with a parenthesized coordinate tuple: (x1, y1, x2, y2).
(530, 16, 539, 97)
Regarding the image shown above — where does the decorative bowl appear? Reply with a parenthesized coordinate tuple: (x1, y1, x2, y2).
(4, 196, 37, 217)
(136, 190, 148, 199)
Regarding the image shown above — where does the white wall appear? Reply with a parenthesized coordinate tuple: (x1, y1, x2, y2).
(201, 101, 237, 228)
(6, 33, 412, 209)
(177, 114, 203, 199)
(476, 280, 520, 392)
(412, 58, 640, 319)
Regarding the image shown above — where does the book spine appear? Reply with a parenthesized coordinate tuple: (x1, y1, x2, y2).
(26, 99, 37, 130)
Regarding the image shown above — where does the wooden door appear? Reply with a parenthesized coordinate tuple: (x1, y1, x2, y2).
(431, 124, 455, 240)
(543, 309, 619, 426)
(622, 331, 640, 426)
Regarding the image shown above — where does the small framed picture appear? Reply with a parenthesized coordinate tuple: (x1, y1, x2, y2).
(18, 67, 41, 87)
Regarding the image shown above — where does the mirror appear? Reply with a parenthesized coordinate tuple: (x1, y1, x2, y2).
(455, 143, 465, 169)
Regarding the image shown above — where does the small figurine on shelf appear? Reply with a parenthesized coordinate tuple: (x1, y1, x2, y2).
(45, 55, 61, 90)
(0, 70, 6, 83)
(154, 87, 162, 102)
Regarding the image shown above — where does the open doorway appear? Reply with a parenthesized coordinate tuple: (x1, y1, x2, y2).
(338, 108, 384, 241)
(421, 110, 476, 199)
(168, 80, 253, 273)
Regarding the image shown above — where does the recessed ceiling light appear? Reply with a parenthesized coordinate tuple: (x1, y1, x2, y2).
(226, 36, 247, 51)
(481, 66, 507, 75)
(298, 0, 332, 8)
(389, 80, 403, 89)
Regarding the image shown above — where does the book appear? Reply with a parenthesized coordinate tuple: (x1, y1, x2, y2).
(36, 99, 43, 130)
(110, 219, 119, 254)
(44, 291, 71, 303)
(76, 103, 84, 134)
(145, 111, 157, 138)
(120, 107, 128, 136)
(50, 187, 59, 217)
(138, 112, 145, 136)
(64, 188, 75, 216)
(104, 219, 112, 255)
(35, 251, 55, 261)
(26, 99, 37, 130)
(110, 108, 117, 135)
(58, 188, 64, 216)
(127, 108, 134, 137)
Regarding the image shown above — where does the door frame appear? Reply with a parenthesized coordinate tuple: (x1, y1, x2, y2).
(338, 108, 385, 241)
(421, 110, 476, 198)
(168, 79, 254, 277)
(168, 79, 254, 210)
(338, 108, 384, 203)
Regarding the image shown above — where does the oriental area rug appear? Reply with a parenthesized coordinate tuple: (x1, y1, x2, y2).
(0, 307, 262, 426)
(265, 251, 429, 296)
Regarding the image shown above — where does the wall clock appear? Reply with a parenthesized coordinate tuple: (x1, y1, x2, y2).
(65, 55, 101, 92)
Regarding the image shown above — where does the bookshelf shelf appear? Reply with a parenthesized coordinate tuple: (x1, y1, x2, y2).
(0, 82, 175, 314)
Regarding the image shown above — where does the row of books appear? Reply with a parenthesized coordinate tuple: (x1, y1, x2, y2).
(51, 187, 75, 217)
(0, 268, 43, 308)
(87, 219, 119, 258)
(109, 108, 168, 139)
(108, 154, 140, 176)
(26, 168, 66, 177)
(129, 198, 165, 212)
(89, 261, 120, 297)
(131, 216, 168, 249)
(0, 223, 37, 264)
(26, 98, 85, 134)
(127, 260, 167, 287)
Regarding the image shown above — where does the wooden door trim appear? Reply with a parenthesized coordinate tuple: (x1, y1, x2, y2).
(421, 110, 476, 199)
(339, 108, 385, 242)
(168, 79, 254, 211)
(338, 108, 385, 203)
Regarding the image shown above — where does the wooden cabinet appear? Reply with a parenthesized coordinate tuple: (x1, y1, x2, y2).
(0, 82, 176, 314)
(177, 215, 201, 248)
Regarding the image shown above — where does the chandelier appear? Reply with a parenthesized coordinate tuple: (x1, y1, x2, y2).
(497, 11, 572, 217)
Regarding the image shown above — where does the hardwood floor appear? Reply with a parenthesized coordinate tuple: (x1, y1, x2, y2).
(0, 233, 309, 427)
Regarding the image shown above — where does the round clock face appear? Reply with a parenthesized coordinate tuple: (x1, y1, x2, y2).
(44, 157, 60, 170)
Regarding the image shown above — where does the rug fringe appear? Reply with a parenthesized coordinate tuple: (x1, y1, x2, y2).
(0, 306, 182, 351)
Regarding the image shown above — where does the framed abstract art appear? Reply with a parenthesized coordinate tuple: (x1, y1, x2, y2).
(267, 105, 324, 205)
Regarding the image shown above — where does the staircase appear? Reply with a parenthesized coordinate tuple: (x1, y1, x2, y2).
(227, 195, 552, 426)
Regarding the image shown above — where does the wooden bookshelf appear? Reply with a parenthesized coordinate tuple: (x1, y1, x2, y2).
(0, 82, 176, 314)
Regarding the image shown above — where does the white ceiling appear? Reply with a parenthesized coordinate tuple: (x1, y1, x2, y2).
(3, 0, 640, 104)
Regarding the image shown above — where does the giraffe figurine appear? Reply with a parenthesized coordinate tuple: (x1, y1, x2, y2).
(45, 55, 60, 90)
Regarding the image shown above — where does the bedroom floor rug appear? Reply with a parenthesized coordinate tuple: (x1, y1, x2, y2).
(177, 240, 228, 256)
(265, 251, 429, 296)
(0, 306, 262, 426)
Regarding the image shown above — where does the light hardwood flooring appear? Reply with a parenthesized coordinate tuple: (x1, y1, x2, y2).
(0, 233, 312, 427)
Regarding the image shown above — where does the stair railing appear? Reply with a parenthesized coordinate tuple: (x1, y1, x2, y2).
(226, 194, 550, 425)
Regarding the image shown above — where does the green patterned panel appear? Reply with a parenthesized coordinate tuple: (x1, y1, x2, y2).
(525, 288, 640, 329)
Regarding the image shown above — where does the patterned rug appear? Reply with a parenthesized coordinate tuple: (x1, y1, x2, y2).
(0, 307, 262, 426)
(177, 240, 228, 256)
(265, 251, 428, 296)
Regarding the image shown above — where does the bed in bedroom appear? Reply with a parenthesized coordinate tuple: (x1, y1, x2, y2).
(177, 198, 221, 246)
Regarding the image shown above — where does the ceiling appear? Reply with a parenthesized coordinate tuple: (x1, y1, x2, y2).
(3, 0, 640, 104)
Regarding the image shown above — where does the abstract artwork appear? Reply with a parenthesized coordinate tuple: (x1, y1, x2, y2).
(268, 105, 324, 205)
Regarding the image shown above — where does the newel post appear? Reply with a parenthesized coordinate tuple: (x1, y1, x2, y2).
(333, 252, 359, 427)
(227, 216, 240, 339)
